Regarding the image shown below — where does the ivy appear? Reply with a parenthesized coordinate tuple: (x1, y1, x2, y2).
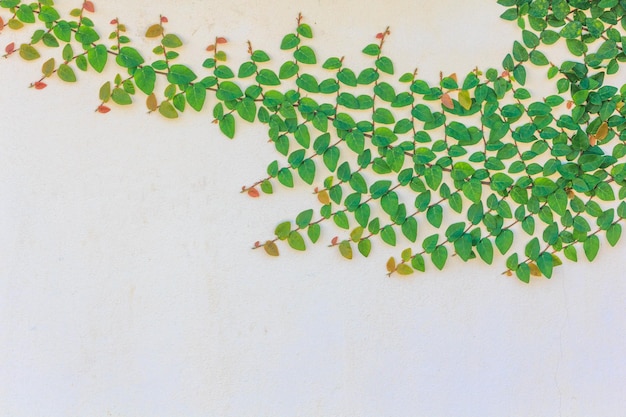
(3, 1, 626, 283)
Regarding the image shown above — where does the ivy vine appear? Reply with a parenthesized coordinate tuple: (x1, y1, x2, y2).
(3, 0, 626, 282)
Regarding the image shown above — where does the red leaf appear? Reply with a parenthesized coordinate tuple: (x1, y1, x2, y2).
(501, 70, 509, 78)
(160, 16, 168, 23)
(5, 42, 15, 54)
(331, 236, 339, 246)
(34, 82, 47, 90)
(375, 32, 384, 39)
(110, 19, 118, 25)
(247, 188, 260, 198)
(206, 44, 215, 52)
(97, 105, 111, 114)
(0, 16, 4, 31)
(566, 100, 573, 110)
(254, 241, 260, 248)
(441, 93, 454, 109)
(216, 37, 227, 44)
(83, 1, 95, 12)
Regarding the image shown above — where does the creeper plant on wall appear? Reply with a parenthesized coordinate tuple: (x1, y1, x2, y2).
(2, 0, 626, 282)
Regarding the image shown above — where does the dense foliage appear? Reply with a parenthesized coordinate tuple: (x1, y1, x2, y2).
(3, 0, 626, 282)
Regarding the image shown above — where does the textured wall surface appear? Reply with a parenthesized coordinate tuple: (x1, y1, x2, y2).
(1, 1, 625, 416)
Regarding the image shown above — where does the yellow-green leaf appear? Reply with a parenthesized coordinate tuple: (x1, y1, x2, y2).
(42, 58, 55, 77)
(19, 43, 39, 60)
(458, 90, 472, 110)
(396, 264, 414, 275)
(145, 24, 163, 38)
(339, 240, 353, 259)
(158, 101, 178, 119)
(264, 240, 279, 256)
(386, 256, 396, 273)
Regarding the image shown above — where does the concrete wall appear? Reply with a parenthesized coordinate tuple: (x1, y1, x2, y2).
(1, 1, 625, 416)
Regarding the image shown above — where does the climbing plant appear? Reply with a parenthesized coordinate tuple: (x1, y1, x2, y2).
(3, 0, 626, 282)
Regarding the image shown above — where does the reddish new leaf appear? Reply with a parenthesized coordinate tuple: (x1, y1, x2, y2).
(375, 32, 384, 39)
(0, 16, 4, 31)
(216, 37, 228, 44)
(110, 19, 118, 25)
(5, 42, 15, 54)
(97, 105, 111, 114)
(83, 1, 95, 12)
(206, 44, 215, 52)
(34, 82, 47, 90)
(160, 16, 168, 23)
(331, 236, 339, 246)
(441, 92, 454, 109)
(247, 187, 260, 198)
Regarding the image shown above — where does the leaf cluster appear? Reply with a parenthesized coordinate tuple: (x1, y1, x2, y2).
(3, 0, 626, 282)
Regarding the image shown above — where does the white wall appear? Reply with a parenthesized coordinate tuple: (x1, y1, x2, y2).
(1, 1, 625, 416)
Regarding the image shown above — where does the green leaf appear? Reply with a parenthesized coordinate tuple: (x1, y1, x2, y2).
(278, 61, 299, 79)
(334, 212, 350, 229)
(362, 43, 380, 56)
(219, 113, 236, 139)
(516, 263, 530, 283)
(116, 47, 144, 68)
(431, 246, 448, 270)
(380, 226, 396, 246)
(280, 33, 300, 50)
(427, 205, 443, 228)
(372, 108, 395, 124)
(402, 217, 418, 242)
(167, 64, 197, 85)
(298, 159, 316, 185)
(16, 4, 35, 23)
(357, 68, 379, 85)
(275, 221, 291, 240)
(38, 5, 60, 23)
(495, 229, 514, 254)
(57, 64, 76, 82)
(607, 224, 621, 247)
(238, 61, 257, 78)
(477, 238, 493, 264)
(277, 168, 294, 188)
(162, 34, 183, 48)
(288, 231, 306, 251)
(236, 98, 256, 122)
(111, 87, 131, 105)
(186, 83, 207, 112)
(296, 74, 319, 93)
(320, 57, 341, 70)
(134, 66, 156, 95)
(19, 44, 40, 61)
(307, 223, 321, 243)
(87, 44, 108, 73)
(294, 46, 316, 64)
(337, 68, 357, 86)
(214, 65, 235, 79)
(583, 235, 600, 261)
(251, 50, 270, 62)
(375, 56, 394, 74)
(256, 69, 281, 86)
(352, 238, 369, 257)
(216, 81, 243, 101)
